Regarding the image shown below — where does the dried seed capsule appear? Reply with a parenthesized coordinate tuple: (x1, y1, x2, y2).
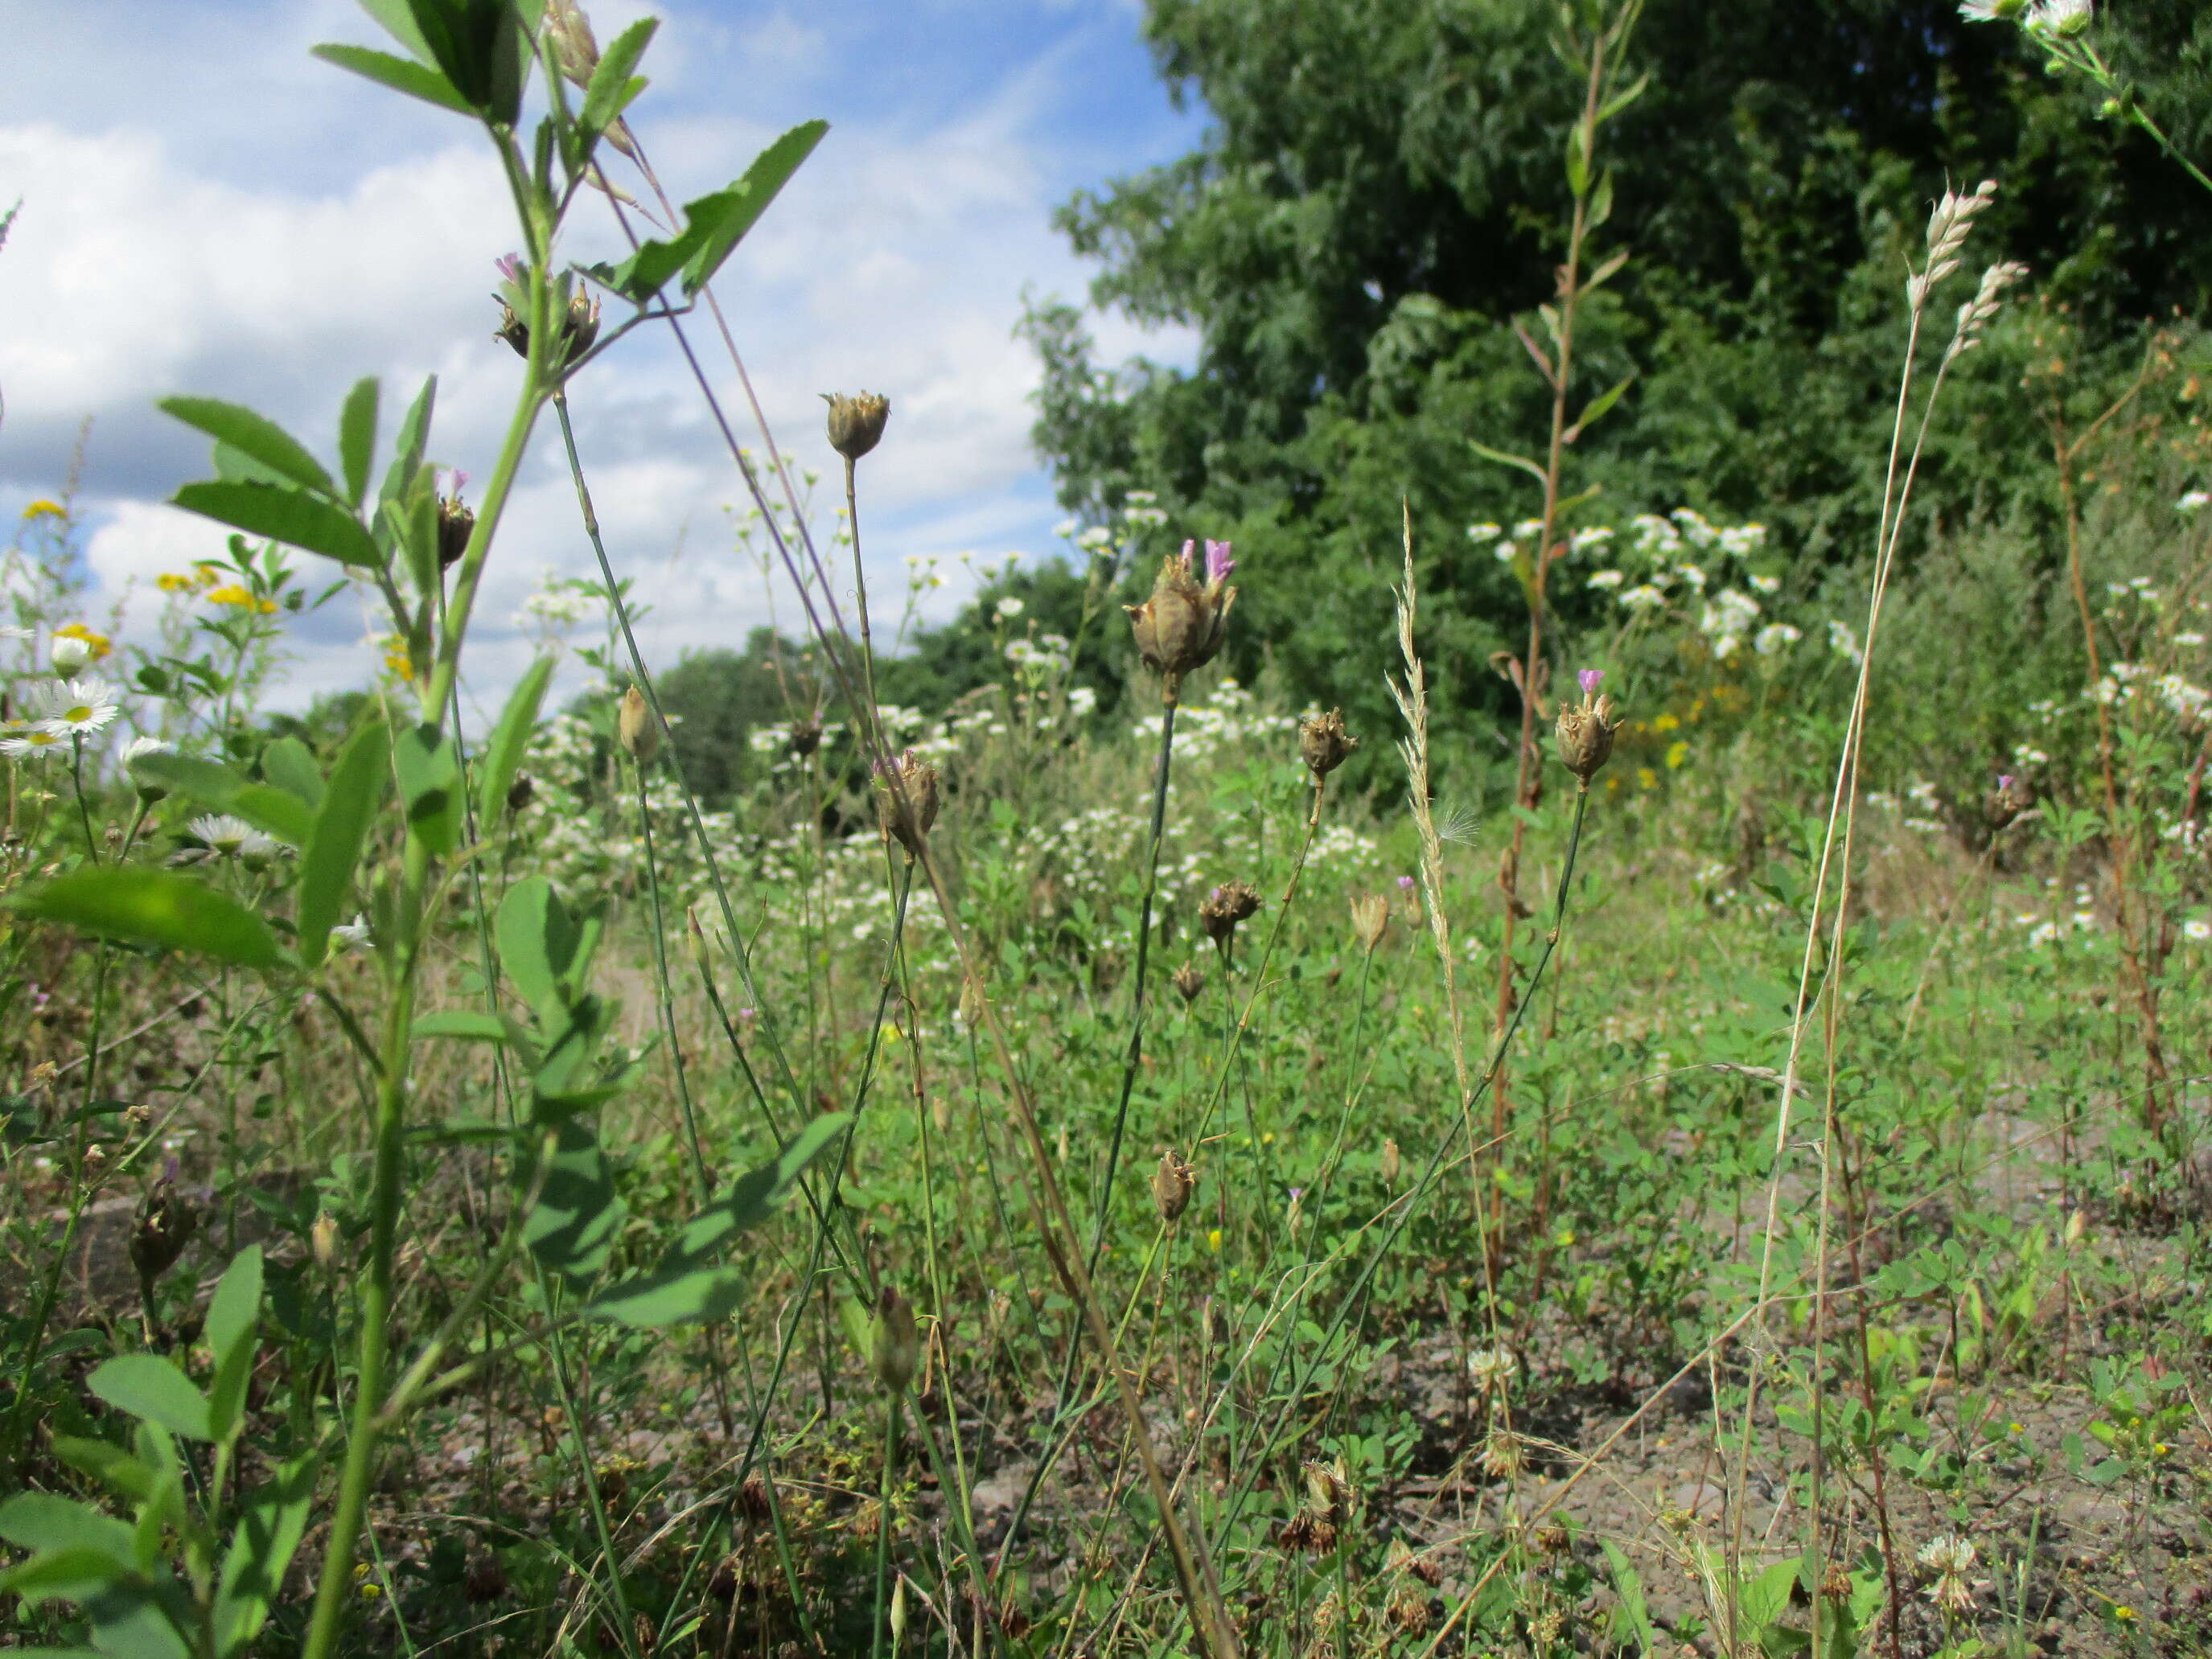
(1199, 881, 1260, 948)
(1349, 893, 1389, 955)
(1126, 540, 1236, 697)
(1298, 708, 1357, 780)
(1152, 1148, 1195, 1222)
(1172, 962, 1206, 1004)
(618, 684, 660, 763)
(873, 749, 941, 860)
(821, 391, 891, 462)
(1555, 668, 1622, 783)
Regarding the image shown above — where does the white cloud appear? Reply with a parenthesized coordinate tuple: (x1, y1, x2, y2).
(1, 1, 1199, 716)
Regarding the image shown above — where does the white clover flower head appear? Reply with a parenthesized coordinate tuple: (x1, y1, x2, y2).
(39, 677, 122, 735)
(48, 634, 93, 675)
(1467, 1345, 1517, 1390)
(190, 814, 276, 861)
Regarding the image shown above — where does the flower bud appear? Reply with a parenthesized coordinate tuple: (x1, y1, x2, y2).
(506, 770, 536, 814)
(129, 1172, 199, 1288)
(1152, 1148, 1196, 1222)
(1989, 771, 2031, 830)
(50, 633, 92, 675)
(1172, 962, 1206, 1004)
(1556, 670, 1622, 783)
(821, 392, 891, 462)
(310, 1211, 339, 1271)
(1126, 540, 1236, 697)
(874, 749, 941, 860)
(1199, 881, 1260, 949)
(618, 685, 660, 763)
(542, 0, 600, 87)
(870, 1286, 919, 1394)
(125, 737, 175, 803)
(1349, 893, 1389, 955)
(889, 1577, 908, 1647)
(1380, 1137, 1400, 1185)
(1298, 708, 1357, 780)
(437, 487, 475, 572)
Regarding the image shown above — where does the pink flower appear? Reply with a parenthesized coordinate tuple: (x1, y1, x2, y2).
(1579, 668, 1605, 696)
(1205, 540, 1236, 584)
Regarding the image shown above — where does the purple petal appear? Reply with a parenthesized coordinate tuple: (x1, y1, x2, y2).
(1579, 668, 1604, 695)
(1178, 538, 1197, 574)
(495, 253, 523, 283)
(1205, 539, 1236, 584)
(1397, 874, 1416, 893)
(1998, 774, 2015, 790)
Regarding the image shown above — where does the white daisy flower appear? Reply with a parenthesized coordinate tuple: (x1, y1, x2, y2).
(1586, 569, 1625, 590)
(1, 724, 70, 761)
(190, 814, 277, 861)
(994, 596, 1025, 619)
(39, 677, 122, 736)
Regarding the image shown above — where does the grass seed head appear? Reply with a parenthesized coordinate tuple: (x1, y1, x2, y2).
(1298, 707, 1357, 780)
(821, 391, 891, 462)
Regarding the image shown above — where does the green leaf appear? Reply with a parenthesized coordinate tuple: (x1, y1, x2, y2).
(392, 721, 462, 856)
(476, 653, 553, 830)
(203, 1248, 262, 1443)
(497, 877, 580, 1024)
(379, 376, 438, 510)
(297, 719, 389, 971)
(1566, 372, 1634, 442)
(171, 482, 381, 570)
(1597, 68, 1650, 124)
(355, 0, 436, 63)
(0, 1546, 134, 1607)
(1588, 166, 1615, 230)
(50, 1439, 162, 1506)
(158, 398, 336, 499)
(1468, 436, 1550, 489)
(130, 754, 314, 848)
(524, 1119, 625, 1282)
(580, 16, 656, 142)
(411, 1009, 510, 1041)
(259, 737, 324, 811)
(311, 42, 475, 113)
(337, 376, 380, 509)
(680, 120, 827, 297)
(0, 1493, 136, 1566)
(212, 1457, 314, 1658)
(88, 1355, 214, 1442)
(11, 869, 289, 974)
(590, 1115, 848, 1326)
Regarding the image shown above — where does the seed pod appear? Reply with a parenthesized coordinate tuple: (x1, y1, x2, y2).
(822, 391, 891, 462)
(1555, 669, 1622, 783)
(1379, 1137, 1400, 1185)
(1172, 962, 1205, 1004)
(437, 490, 475, 570)
(870, 1286, 919, 1395)
(506, 770, 536, 814)
(874, 749, 941, 860)
(1152, 1148, 1195, 1222)
(1349, 893, 1389, 955)
(1125, 540, 1236, 696)
(1199, 881, 1260, 949)
(1298, 708, 1357, 780)
(129, 1174, 199, 1288)
(618, 685, 660, 763)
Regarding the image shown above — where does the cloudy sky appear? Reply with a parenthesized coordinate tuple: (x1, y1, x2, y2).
(0, 0, 1201, 717)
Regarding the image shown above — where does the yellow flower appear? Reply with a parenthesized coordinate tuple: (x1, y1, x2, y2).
(1665, 740, 1690, 770)
(1651, 712, 1680, 733)
(22, 499, 66, 520)
(1636, 766, 1657, 790)
(157, 573, 196, 593)
(381, 636, 416, 683)
(1207, 1228, 1223, 1253)
(204, 584, 276, 614)
(2115, 1606, 2137, 1623)
(55, 622, 112, 661)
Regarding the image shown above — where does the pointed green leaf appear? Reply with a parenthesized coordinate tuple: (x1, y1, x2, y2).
(297, 719, 389, 971)
(0, 1545, 134, 1607)
(11, 869, 289, 973)
(50, 1439, 162, 1506)
(590, 1115, 849, 1326)
(171, 482, 381, 570)
(337, 376, 380, 509)
(497, 876, 578, 1024)
(379, 376, 438, 510)
(158, 398, 336, 499)
(203, 1248, 262, 1443)
(392, 721, 461, 856)
(1566, 373, 1635, 442)
(581, 16, 656, 142)
(354, 0, 435, 63)
(259, 737, 324, 811)
(1468, 437, 1550, 489)
(88, 1356, 214, 1442)
(0, 1494, 136, 1565)
(524, 1119, 624, 1282)
(476, 653, 553, 830)
(130, 754, 313, 848)
(411, 1009, 510, 1041)
(212, 1456, 314, 1656)
(680, 120, 827, 297)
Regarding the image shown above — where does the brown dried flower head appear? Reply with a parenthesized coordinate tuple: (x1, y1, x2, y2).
(1349, 893, 1389, 955)
(618, 684, 660, 763)
(506, 770, 536, 814)
(1172, 961, 1206, 1004)
(874, 748, 941, 860)
(1299, 707, 1358, 780)
(870, 1286, 919, 1395)
(1126, 539, 1236, 696)
(1152, 1148, 1196, 1222)
(130, 1168, 199, 1287)
(1199, 881, 1260, 948)
(822, 392, 891, 462)
(436, 483, 475, 571)
(1555, 667, 1622, 782)
(788, 714, 824, 758)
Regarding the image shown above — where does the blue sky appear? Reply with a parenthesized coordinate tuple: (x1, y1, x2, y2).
(0, 0, 1202, 710)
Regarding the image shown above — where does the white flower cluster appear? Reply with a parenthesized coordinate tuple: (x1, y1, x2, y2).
(1, 676, 123, 761)
(1133, 680, 1301, 766)
(2093, 661, 2211, 725)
